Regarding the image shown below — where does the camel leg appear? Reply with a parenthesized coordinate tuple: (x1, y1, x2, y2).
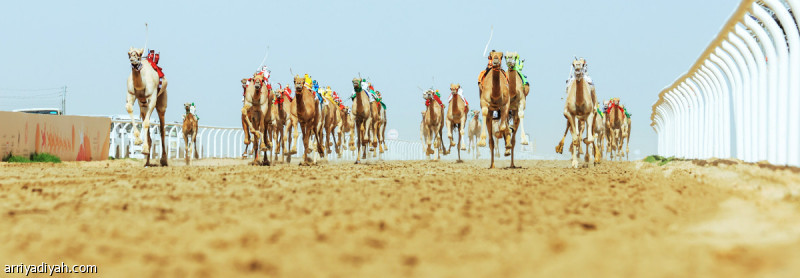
(157, 105, 168, 166)
(140, 93, 159, 156)
(125, 93, 143, 146)
(565, 109, 579, 169)
(301, 123, 311, 165)
(184, 133, 190, 166)
(555, 119, 569, 154)
(478, 105, 489, 147)
(519, 98, 529, 146)
(500, 105, 512, 154)
(144, 125, 152, 166)
(486, 117, 495, 169)
(241, 114, 250, 157)
(510, 116, 518, 168)
(355, 120, 363, 164)
(456, 123, 463, 162)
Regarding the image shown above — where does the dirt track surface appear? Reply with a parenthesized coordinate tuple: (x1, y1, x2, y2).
(2, 158, 800, 277)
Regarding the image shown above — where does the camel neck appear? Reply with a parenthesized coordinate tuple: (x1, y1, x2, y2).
(296, 88, 306, 115)
(575, 78, 585, 107)
(131, 64, 144, 91)
(491, 69, 500, 99)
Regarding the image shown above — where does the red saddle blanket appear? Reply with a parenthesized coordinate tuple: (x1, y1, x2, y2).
(425, 94, 443, 107)
(605, 103, 624, 115)
(146, 58, 164, 78)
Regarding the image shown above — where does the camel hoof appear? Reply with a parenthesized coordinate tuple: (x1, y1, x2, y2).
(456, 160, 464, 163)
(504, 150, 511, 157)
(460, 146, 467, 151)
(134, 139, 143, 145)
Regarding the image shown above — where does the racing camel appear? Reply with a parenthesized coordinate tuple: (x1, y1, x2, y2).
(182, 103, 199, 165)
(275, 85, 299, 163)
(445, 83, 468, 162)
(337, 107, 354, 158)
(505, 52, 531, 146)
(371, 92, 387, 157)
(422, 89, 446, 160)
(242, 74, 272, 165)
(589, 102, 605, 164)
(606, 99, 625, 161)
(126, 47, 168, 167)
(351, 78, 373, 164)
(478, 50, 511, 168)
(467, 110, 481, 159)
(563, 58, 597, 168)
(294, 75, 325, 165)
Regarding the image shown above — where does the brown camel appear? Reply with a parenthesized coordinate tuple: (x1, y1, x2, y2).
(446, 83, 468, 162)
(422, 89, 446, 160)
(182, 103, 199, 165)
(370, 97, 387, 157)
(505, 52, 531, 146)
(588, 103, 605, 164)
(467, 110, 481, 159)
(622, 112, 631, 160)
(351, 78, 373, 164)
(275, 86, 299, 163)
(563, 58, 597, 168)
(320, 88, 339, 158)
(606, 99, 625, 161)
(240, 78, 256, 158)
(265, 87, 282, 163)
(339, 107, 356, 152)
(478, 50, 511, 168)
(293, 75, 325, 165)
(241, 74, 272, 165)
(126, 47, 168, 167)
(337, 107, 353, 158)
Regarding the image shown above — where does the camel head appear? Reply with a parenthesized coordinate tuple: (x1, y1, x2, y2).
(128, 47, 144, 69)
(294, 75, 305, 92)
(488, 50, 504, 69)
(422, 89, 434, 100)
(352, 78, 363, 91)
(471, 110, 480, 120)
(572, 58, 586, 80)
(241, 78, 248, 89)
(253, 74, 265, 91)
(184, 102, 192, 112)
(450, 83, 461, 95)
(505, 52, 520, 69)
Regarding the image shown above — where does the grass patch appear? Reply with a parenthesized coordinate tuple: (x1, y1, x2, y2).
(643, 155, 683, 166)
(3, 152, 61, 163)
(30, 153, 61, 163)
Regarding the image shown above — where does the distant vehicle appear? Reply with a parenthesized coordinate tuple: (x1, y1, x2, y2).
(12, 108, 62, 115)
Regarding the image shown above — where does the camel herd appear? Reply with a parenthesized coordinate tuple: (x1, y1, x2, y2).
(236, 71, 388, 166)
(421, 52, 633, 169)
(125, 47, 631, 168)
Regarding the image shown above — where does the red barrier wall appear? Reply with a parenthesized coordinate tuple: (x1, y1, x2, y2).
(0, 111, 110, 161)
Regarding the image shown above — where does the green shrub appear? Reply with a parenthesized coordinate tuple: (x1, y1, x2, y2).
(30, 153, 61, 163)
(2, 152, 60, 163)
(4, 155, 31, 163)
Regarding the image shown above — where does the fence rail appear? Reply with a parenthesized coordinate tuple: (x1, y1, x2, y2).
(651, 0, 800, 166)
(108, 119, 429, 161)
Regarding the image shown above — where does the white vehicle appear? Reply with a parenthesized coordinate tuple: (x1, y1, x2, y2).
(12, 108, 62, 115)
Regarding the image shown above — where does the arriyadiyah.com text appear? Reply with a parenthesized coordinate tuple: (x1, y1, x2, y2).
(5, 262, 97, 276)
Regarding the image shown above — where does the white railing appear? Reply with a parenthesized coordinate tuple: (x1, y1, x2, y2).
(109, 119, 245, 159)
(651, 0, 800, 166)
(109, 119, 428, 161)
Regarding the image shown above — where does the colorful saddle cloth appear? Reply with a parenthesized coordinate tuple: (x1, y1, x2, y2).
(425, 90, 444, 107)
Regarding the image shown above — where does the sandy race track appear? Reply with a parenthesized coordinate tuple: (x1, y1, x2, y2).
(2, 158, 800, 277)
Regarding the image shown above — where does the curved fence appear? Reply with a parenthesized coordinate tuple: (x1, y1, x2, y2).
(108, 119, 427, 161)
(651, 0, 800, 166)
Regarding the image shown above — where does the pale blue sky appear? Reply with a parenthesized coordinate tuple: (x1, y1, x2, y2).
(0, 0, 736, 158)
